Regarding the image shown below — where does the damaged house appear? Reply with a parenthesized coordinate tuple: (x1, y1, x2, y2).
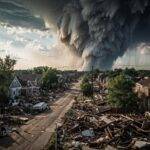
(134, 77, 150, 111)
(9, 76, 22, 100)
(9, 74, 42, 100)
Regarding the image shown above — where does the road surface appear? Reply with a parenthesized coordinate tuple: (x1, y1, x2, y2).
(0, 81, 80, 150)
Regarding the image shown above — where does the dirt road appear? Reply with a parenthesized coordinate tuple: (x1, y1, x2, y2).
(0, 81, 80, 150)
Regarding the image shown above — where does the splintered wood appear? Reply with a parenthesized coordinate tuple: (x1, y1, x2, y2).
(59, 95, 150, 149)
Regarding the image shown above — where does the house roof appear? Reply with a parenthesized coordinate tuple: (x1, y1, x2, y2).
(17, 74, 42, 87)
(18, 74, 42, 82)
(138, 77, 150, 87)
(9, 76, 22, 88)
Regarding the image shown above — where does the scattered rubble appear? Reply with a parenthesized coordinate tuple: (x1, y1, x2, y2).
(0, 115, 29, 126)
(57, 94, 150, 149)
(0, 123, 12, 137)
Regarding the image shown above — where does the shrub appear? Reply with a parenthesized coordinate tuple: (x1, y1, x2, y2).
(80, 81, 93, 97)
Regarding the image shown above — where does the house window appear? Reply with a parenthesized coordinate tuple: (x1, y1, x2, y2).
(19, 89, 21, 94)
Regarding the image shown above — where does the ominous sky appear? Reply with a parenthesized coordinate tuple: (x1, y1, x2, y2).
(0, 0, 150, 70)
(0, 0, 81, 70)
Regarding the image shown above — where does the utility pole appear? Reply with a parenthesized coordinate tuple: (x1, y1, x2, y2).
(99, 73, 101, 94)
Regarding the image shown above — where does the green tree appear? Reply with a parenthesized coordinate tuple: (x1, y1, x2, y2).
(107, 74, 138, 112)
(0, 86, 8, 104)
(123, 68, 138, 78)
(33, 66, 49, 74)
(80, 76, 93, 97)
(0, 55, 16, 71)
(0, 56, 16, 105)
(82, 75, 89, 83)
(93, 69, 100, 78)
(42, 68, 58, 90)
(108, 69, 123, 79)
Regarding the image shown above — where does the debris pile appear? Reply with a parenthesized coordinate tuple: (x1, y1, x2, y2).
(0, 115, 29, 126)
(59, 96, 150, 149)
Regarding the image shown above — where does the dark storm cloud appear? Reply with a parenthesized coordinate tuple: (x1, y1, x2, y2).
(24, 0, 69, 26)
(0, 0, 150, 70)
(24, 0, 150, 70)
(0, 0, 45, 29)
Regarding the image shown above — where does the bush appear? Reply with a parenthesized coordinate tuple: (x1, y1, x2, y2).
(0, 86, 8, 105)
(48, 132, 56, 150)
(80, 81, 93, 97)
(82, 75, 89, 83)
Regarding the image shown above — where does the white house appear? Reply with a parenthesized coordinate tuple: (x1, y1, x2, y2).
(9, 76, 22, 99)
(9, 74, 42, 100)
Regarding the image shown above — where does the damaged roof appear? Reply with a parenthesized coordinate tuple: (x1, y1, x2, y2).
(138, 77, 150, 87)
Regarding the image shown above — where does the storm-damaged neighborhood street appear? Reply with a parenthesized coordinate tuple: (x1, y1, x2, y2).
(0, 0, 150, 150)
(0, 58, 150, 150)
(0, 81, 80, 150)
